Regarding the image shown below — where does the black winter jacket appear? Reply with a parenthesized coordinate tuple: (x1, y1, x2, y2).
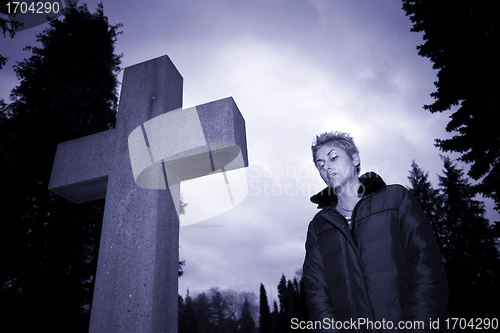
(303, 172, 448, 332)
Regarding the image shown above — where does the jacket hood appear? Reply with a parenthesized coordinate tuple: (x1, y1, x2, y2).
(310, 172, 386, 209)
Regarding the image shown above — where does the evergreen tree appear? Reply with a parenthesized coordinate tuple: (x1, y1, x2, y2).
(408, 158, 500, 322)
(402, 0, 500, 212)
(274, 273, 307, 333)
(437, 156, 500, 321)
(0, 3, 121, 331)
(277, 274, 287, 313)
(259, 284, 272, 333)
(284, 279, 297, 331)
(178, 294, 185, 331)
(194, 292, 212, 333)
(290, 279, 301, 320)
(240, 298, 257, 333)
(271, 301, 280, 333)
(296, 273, 309, 328)
(179, 289, 198, 333)
(407, 160, 446, 257)
(277, 274, 289, 333)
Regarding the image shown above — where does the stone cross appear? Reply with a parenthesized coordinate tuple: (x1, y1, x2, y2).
(48, 55, 248, 332)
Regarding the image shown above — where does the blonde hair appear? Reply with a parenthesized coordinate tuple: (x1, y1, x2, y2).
(311, 131, 360, 174)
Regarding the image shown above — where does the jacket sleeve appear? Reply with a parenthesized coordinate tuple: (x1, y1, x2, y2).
(303, 221, 338, 332)
(398, 187, 449, 332)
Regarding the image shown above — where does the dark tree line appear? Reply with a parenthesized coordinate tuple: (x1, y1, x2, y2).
(408, 158, 500, 326)
(178, 288, 258, 333)
(1, 3, 187, 331)
(402, 0, 500, 213)
(259, 273, 309, 333)
(402, 2, 500, 328)
(0, 3, 121, 332)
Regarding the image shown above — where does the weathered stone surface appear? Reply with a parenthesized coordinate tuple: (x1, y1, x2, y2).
(48, 129, 114, 203)
(48, 54, 248, 332)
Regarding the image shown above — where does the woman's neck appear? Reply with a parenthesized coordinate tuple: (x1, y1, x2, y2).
(337, 179, 361, 211)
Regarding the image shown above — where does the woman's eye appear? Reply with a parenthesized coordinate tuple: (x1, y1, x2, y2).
(330, 155, 337, 160)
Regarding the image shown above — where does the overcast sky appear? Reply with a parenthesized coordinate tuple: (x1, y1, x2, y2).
(2, 0, 498, 304)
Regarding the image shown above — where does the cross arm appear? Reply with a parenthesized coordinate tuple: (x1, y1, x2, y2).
(48, 129, 115, 203)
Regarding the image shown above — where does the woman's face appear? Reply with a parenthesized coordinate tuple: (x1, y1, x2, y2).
(314, 144, 359, 190)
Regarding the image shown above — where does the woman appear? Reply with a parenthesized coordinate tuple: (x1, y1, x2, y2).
(303, 131, 448, 332)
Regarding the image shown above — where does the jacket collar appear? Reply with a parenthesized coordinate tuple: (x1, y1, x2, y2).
(310, 172, 386, 209)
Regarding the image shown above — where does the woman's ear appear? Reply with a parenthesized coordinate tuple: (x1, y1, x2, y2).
(352, 153, 360, 167)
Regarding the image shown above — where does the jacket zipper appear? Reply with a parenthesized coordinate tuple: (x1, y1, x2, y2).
(350, 199, 378, 332)
(323, 198, 378, 332)
(322, 211, 361, 329)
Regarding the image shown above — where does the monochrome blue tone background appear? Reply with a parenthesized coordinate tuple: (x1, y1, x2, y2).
(2, 0, 497, 303)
